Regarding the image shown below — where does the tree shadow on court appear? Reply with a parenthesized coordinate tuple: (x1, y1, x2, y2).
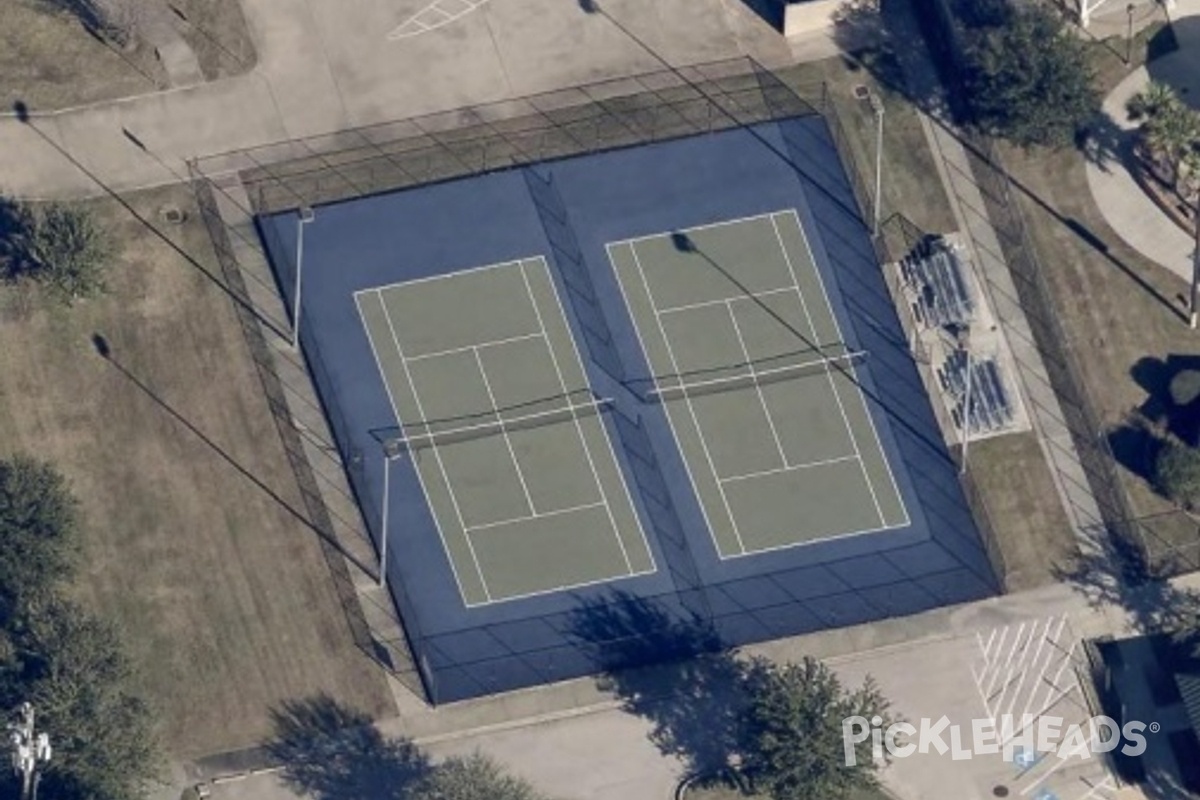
(266, 694, 430, 800)
(568, 590, 757, 775)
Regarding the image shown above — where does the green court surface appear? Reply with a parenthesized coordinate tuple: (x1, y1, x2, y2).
(356, 257, 654, 606)
(609, 210, 909, 559)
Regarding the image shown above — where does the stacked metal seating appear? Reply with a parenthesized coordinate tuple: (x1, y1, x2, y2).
(938, 353, 1014, 435)
(899, 236, 974, 330)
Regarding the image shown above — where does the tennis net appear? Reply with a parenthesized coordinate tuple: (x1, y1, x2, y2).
(649, 350, 868, 403)
(396, 395, 614, 452)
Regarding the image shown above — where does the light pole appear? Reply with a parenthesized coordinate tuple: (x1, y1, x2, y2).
(958, 326, 973, 475)
(8, 703, 51, 800)
(1190, 202, 1200, 329)
(291, 206, 315, 351)
(1125, 3, 1136, 65)
(379, 439, 404, 590)
(868, 92, 885, 238)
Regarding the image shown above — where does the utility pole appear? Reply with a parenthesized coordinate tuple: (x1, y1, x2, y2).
(379, 438, 405, 590)
(959, 326, 974, 475)
(1190, 201, 1200, 329)
(8, 703, 51, 800)
(1125, 3, 1136, 65)
(292, 206, 315, 351)
(868, 92, 885, 238)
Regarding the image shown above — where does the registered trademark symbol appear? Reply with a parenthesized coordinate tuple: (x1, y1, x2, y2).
(1149, 722, 1161, 733)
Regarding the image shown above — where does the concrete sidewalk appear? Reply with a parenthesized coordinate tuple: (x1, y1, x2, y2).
(0, 0, 801, 200)
(1085, 0, 1200, 283)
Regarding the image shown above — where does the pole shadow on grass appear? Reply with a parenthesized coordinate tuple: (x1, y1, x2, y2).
(567, 590, 758, 776)
(89, 333, 375, 577)
(266, 694, 429, 800)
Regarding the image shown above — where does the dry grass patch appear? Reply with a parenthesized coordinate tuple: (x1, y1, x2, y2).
(1, 0, 257, 111)
(0, 184, 392, 759)
(1, 0, 167, 110)
(1001, 129, 1200, 567)
(965, 432, 1077, 589)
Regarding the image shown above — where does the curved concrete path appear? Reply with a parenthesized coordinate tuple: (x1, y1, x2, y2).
(1086, 0, 1200, 283)
(0, 0, 801, 200)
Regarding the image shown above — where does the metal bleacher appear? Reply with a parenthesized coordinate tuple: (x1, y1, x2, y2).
(899, 236, 974, 329)
(937, 350, 1014, 435)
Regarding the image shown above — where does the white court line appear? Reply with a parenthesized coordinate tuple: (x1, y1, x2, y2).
(725, 298, 790, 469)
(355, 292, 473, 605)
(376, 291, 493, 603)
(404, 331, 543, 363)
(465, 500, 607, 533)
(771, 211, 885, 529)
(629, 240, 749, 555)
(517, 258, 635, 575)
(617, 210, 784, 247)
(352, 257, 524, 297)
(608, 240, 725, 558)
(472, 347, 537, 516)
(778, 209, 910, 527)
(657, 285, 796, 316)
(719, 455, 859, 485)
(459, 561, 645, 609)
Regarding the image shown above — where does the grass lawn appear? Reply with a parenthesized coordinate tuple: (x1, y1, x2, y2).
(966, 433, 1076, 589)
(0, 184, 393, 759)
(1, 0, 255, 112)
(780, 52, 959, 242)
(786, 50, 1074, 588)
(993, 25, 1199, 569)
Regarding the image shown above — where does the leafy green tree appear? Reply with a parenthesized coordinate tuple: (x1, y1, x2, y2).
(1128, 83, 1200, 194)
(6, 201, 114, 305)
(3, 600, 160, 800)
(740, 657, 893, 800)
(418, 753, 551, 800)
(964, 4, 1099, 148)
(0, 455, 80, 619)
(1156, 439, 1200, 510)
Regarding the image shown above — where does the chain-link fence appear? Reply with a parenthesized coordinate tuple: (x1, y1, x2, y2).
(189, 55, 1008, 701)
(912, 0, 1200, 578)
(195, 57, 820, 216)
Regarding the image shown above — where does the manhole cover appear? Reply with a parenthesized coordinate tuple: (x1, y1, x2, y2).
(993, 787, 1010, 798)
(159, 205, 187, 225)
(852, 84, 871, 100)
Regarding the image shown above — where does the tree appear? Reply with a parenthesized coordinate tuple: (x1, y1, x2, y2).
(740, 657, 893, 800)
(5, 201, 114, 305)
(417, 753, 551, 800)
(1132, 86, 1200, 194)
(1155, 439, 1200, 510)
(2, 600, 161, 800)
(267, 694, 429, 800)
(963, 4, 1100, 149)
(0, 456, 80, 620)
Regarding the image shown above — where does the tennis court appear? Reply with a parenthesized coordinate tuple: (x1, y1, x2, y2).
(356, 257, 655, 607)
(609, 210, 909, 559)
